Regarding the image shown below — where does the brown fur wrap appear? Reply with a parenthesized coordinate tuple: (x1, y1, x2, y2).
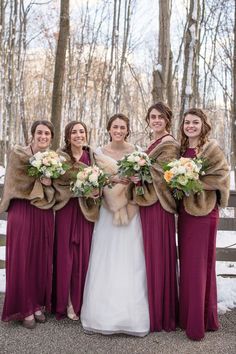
(183, 139, 230, 216)
(0, 145, 55, 213)
(127, 140, 180, 214)
(53, 146, 100, 222)
(94, 150, 138, 225)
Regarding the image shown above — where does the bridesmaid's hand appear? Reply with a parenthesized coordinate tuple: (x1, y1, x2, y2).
(129, 175, 141, 184)
(87, 188, 101, 199)
(40, 177, 52, 186)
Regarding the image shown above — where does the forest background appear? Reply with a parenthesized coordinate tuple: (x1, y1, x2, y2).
(0, 0, 235, 181)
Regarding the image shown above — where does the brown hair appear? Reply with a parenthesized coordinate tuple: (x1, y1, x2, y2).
(30, 120, 54, 138)
(180, 108, 211, 154)
(62, 121, 88, 162)
(145, 102, 173, 133)
(107, 113, 130, 141)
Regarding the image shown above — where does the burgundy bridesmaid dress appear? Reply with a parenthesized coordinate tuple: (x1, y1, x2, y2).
(52, 150, 94, 319)
(178, 147, 219, 340)
(140, 135, 178, 332)
(2, 199, 54, 321)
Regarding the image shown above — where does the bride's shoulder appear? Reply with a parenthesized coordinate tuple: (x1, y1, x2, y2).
(94, 146, 104, 155)
(125, 143, 135, 153)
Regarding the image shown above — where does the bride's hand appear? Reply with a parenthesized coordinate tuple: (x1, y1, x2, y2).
(110, 174, 129, 185)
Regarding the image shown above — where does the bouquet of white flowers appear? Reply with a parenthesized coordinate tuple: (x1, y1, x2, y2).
(28, 150, 69, 179)
(163, 157, 207, 200)
(70, 165, 111, 198)
(117, 151, 153, 195)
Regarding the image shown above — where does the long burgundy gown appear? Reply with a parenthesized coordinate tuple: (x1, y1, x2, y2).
(2, 199, 54, 321)
(52, 150, 94, 319)
(178, 147, 219, 341)
(140, 136, 178, 332)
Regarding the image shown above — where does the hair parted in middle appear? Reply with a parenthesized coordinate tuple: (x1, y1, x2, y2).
(62, 120, 88, 162)
(107, 113, 130, 141)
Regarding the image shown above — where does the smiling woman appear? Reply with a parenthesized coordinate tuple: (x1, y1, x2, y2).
(0, 120, 55, 329)
(52, 120, 99, 321)
(80, 113, 150, 336)
(178, 108, 230, 341)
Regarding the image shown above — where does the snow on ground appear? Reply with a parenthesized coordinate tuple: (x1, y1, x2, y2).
(0, 165, 4, 184)
(0, 226, 235, 312)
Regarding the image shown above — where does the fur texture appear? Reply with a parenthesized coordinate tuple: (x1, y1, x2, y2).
(128, 140, 180, 214)
(0, 145, 55, 213)
(94, 151, 138, 225)
(53, 146, 100, 222)
(183, 139, 230, 216)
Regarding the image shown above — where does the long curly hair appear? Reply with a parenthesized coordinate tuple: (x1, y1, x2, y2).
(180, 108, 211, 155)
(62, 121, 88, 162)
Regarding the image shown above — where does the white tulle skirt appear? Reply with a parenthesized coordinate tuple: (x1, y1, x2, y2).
(80, 206, 150, 336)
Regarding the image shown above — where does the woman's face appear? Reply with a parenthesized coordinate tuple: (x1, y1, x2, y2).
(108, 118, 128, 142)
(32, 124, 52, 151)
(69, 123, 87, 148)
(148, 108, 168, 135)
(183, 114, 203, 140)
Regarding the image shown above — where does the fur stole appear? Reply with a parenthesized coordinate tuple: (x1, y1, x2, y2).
(94, 151, 138, 225)
(53, 146, 100, 222)
(183, 139, 230, 216)
(128, 139, 180, 214)
(0, 145, 55, 213)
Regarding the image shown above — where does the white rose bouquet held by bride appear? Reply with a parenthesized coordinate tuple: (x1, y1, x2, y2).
(28, 150, 69, 179)
(70, 165, 111, 198)
(163, 157, 207, 200)
(117, 151, 153, 195)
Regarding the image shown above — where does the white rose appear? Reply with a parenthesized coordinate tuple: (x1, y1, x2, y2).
(89, 173, 99, 183)
(75, 180, 82, 188)
(176, 166, 186, 175)
(31, 160, 42, 168)
(127, 155, 136, 162)
(44, 170, 52, 178)
(133, 164, 140, 171)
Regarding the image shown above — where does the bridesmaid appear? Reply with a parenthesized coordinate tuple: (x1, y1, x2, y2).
(129, 102, 180, 332)
(52, 121, 99, 320)
(0, 120, 55, 329)
(178, 108, 230, 341)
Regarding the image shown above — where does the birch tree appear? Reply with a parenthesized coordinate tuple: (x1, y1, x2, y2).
(152, 0, 172, 106)
(180, 0, 201, 118)
(232, 0, 236, 179)
(51, 0, 70, 149)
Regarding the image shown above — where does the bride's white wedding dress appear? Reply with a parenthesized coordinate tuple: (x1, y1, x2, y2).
(80, 150, 150, 336)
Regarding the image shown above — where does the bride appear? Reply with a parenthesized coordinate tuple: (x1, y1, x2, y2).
(80, 113, 150, 336)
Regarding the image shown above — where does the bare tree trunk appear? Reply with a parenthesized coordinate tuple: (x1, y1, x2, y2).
(105, 0, 118, 121)
(0, 0, 6, 165)
(180, 0, 201, 119)
(232, 0, 236, 184)
(152, 0, 172, 105)
(51, 0, 70, 149)
(115, 0, 132, 111)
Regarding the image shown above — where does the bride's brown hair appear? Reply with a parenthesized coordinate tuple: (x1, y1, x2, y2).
(107, 113, 130, 141)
